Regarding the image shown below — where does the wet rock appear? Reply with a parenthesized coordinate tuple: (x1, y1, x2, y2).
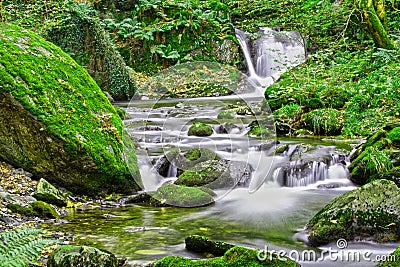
(274, 144, 289, 154)
(185, 235, 234, 256)
(307, 179, 400, 246)
(275, 121, 291, 135)
(176, 159, 252, 189)
(30, 201, 59, 219)
(34, 178, 68, 207)
(188, 122, 213, 137)
(47, 245, 119, 267)
(176, 160, 229, 188)
(256, 140, 279, 151)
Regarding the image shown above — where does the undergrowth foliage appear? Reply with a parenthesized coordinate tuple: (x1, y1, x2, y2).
(0, 227, 59, 267)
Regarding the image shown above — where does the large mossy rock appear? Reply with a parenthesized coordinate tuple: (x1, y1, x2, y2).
(176, 159, 232, 188)
(34, 178, 68, 207)
(0, 24, 140, 195)
(188, 122, 213, 137)
(155, 246, 300, 267)
(152, 184, 214, 207)
(47, 3, 136, 100)
(47, 245, 118, 267)
(176, 159, 251, 188)
(307, 179, 400, 246)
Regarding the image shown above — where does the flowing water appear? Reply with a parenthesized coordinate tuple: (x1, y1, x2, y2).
(41, 29, 398, 266)
(41, 94, 399, 266)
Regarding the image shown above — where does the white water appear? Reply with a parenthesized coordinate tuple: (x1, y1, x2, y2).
(235, 27, 306, 90)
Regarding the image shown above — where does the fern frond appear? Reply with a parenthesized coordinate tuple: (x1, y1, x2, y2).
(0, 227, 59, 267)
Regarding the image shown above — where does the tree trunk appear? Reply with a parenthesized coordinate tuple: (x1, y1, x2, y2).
(355, 0, 395, 49)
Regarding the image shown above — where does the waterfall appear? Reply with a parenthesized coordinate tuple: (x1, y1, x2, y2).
(235, 27, 306, 90)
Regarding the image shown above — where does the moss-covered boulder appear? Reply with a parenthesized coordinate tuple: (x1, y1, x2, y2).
(47, 245, 118, 267)
(185, 235, 234, 257)
(217, 110, 235, 120)
(155, 246, 300, 267)
(152, 184, 214, 207)
(176, 160, 229, 188)
(307, 180, 400, 246)
(188, 122, 213, 137)
(30, 201, 59, 219)
(47, 3, 136, 100)
(34, 178, 68, 207)
(0, 24, 140, 195)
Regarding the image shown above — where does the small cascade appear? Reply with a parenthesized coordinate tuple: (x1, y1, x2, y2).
(235, 27, 306, 89)
(167, 161, 178, 178)
(275, 160, 328, 187)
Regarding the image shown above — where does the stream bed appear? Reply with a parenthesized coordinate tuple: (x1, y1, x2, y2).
(42, 95, 399, 266)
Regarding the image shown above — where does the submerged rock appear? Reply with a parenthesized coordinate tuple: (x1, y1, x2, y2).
(47, 245, 118, 267)
(34, 179, 68, 207)
(307, 179, 400, 246)
(0, 24, 140, 195)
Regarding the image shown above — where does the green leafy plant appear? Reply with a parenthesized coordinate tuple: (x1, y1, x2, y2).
(0, 227, 59, 267)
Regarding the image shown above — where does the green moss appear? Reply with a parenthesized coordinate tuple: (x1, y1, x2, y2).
(152, 184, 214, 207)
(274, 144, 289, 154)
(155, 246, 300, 267)
(188, 122, 213, 137)
(47, 245, 118, 267)
(307, 179, 400, 246)
(362, 130, 387, 149)
(6, 203, 34, 217)
(30, 201, 59, 219)
(47, 3, 136, 100)
(185, 235, 234, 256)
(303, 108, 343, 136)
(184, 148, 219, 163)
(217, 110, 235, 120)
(389, 127, 400, 147)
(176, 160, 230, 188)
(0, 24, 140, 195)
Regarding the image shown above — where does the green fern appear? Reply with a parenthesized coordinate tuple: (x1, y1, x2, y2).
(0, 227, 59, 267)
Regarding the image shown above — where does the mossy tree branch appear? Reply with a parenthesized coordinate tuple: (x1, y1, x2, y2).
(355, 0, 395, 49)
